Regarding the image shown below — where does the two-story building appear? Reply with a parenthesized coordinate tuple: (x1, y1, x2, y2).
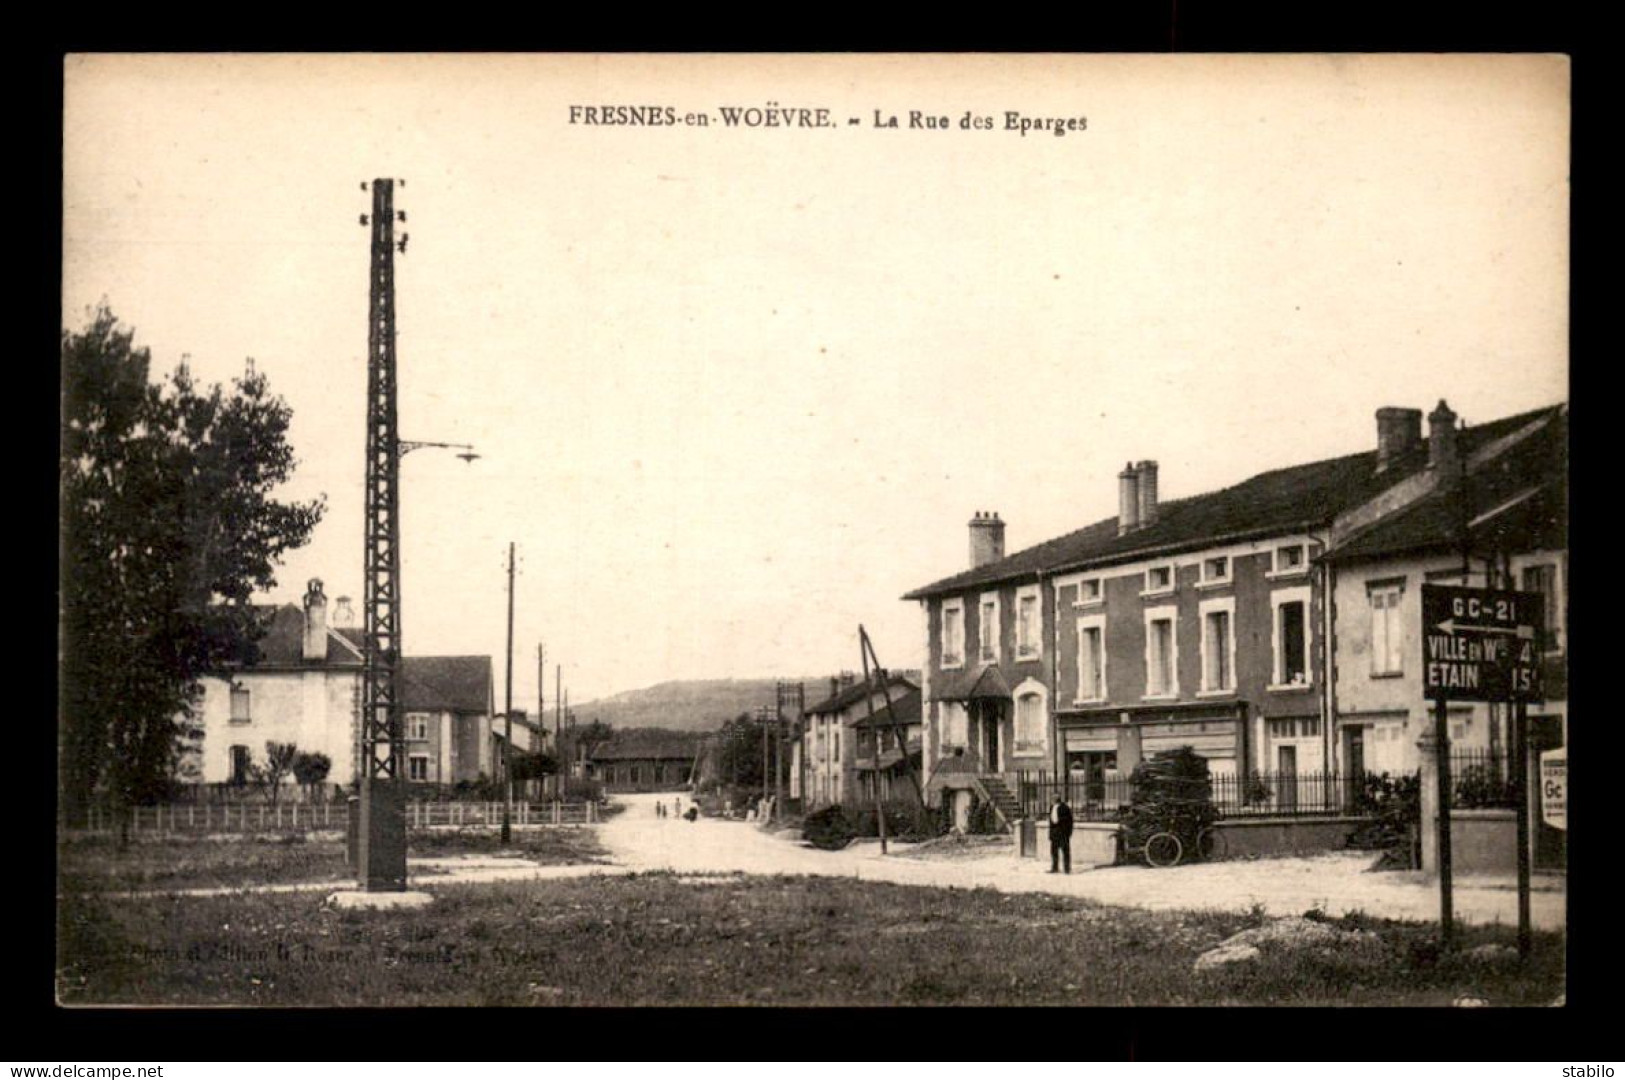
(903, 401, 1564, 824)
(1322, 402, 1566, 778)
(188, 578, 498, 797)
(797, 672, 919, 809)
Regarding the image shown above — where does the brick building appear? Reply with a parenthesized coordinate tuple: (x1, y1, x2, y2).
(903, 402, 1565, 823)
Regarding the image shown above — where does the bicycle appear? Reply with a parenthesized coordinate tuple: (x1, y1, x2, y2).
(1122, 828, 1185, 868)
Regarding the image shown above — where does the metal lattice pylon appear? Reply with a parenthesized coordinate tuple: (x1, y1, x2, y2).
(358, 178, 407, 890)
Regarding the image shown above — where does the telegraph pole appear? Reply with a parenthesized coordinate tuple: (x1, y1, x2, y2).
(502, 542, 516, 844)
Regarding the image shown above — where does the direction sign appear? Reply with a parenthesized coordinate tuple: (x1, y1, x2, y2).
(1420, 584, 1545, 702)
(1540, 748, 1566, 830)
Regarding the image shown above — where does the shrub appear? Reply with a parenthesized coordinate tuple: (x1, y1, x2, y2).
(803, 805, 856, 850)
(1346, 771, 1421, 856)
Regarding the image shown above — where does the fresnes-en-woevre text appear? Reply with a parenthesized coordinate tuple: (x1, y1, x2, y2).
(568, 104, 1089, 137)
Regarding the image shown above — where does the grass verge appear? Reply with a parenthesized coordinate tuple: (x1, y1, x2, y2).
(58, 873, 1563, 1006)
(58, 827, 608, 894)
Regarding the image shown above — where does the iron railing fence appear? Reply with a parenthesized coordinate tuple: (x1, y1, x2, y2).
(1012, 768, 1422, 822)
(1448, 747, 1519, 809)
(60, 800, 601, 835)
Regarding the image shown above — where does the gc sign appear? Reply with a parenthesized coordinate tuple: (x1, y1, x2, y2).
(1420, 584, 1545, 703)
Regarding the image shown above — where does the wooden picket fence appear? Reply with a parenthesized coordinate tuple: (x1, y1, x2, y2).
(67, 800, 600, 835)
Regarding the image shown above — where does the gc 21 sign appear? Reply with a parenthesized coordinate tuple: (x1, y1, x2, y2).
(1421, 584, 1545, 703)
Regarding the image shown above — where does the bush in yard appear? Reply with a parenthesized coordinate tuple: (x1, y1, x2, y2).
(802, 805, 857, 850)
(843, 801, 945, 842)
(1346, 771, 1421, 863)
(292, 752, 331, 802)
(1116, 746, 1218, 863)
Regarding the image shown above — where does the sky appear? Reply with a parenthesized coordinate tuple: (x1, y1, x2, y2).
(61, 54, 1569, 712)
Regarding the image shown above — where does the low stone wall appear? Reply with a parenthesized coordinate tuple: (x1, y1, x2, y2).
(1211, 816, 1366, 858)
(1444, 809, 1517, 875)
(1016, 820, 1121, 868)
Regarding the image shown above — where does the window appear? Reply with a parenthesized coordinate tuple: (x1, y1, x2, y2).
(1272, 587, 1311, 687)
(1200, 599, 1235, 693)
(630, 766, 642, 785)
(407, 713, 430, 741)
(1520, 563, 1564, 652)
(1145, 606, 1178, 697)
(229, 687, 251, 725)
(230, 744, 251, 786)
(1369, 582, 1405, 676)
(1016, 587, 1041, 659)
(941, 702, 968, 749)
(1273, 544, 1308, 575)
(979, 592, 1000, 663)
(1077, 577, 1103, 604)
(1077, 616, 1106, 701)
(941, 602, 964, 668)
(1015, 691, 1045, 752)
(1201, 556, 1231, 585)
(408, 755, 430, 782)
(1145, 565, 1175, 594)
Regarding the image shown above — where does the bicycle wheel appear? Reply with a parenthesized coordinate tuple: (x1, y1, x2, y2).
(1143, 831, 1183, 868)
(1197, 825, 1227, 861)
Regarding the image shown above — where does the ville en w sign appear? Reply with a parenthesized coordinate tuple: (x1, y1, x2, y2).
(1421, 584, 1545, 703)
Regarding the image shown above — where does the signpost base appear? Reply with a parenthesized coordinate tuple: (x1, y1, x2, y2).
(358, 777, 408, 892)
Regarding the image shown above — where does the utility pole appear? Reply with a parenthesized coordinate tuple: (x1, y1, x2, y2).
(356, 178, 409, 892)
(555, 663, 563, 780)
(546, 643, 552, 795)
(501, 542, 516, 844)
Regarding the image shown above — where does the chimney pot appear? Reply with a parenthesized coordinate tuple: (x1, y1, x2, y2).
(1376, 407, 1424, 472)
(1429, 399, 1460, 471)
(968, 510, 1007, 569)
(1118, 463, 1141, 536)
(1136, 460, 1160, 528)
(302, 579, 328, 662)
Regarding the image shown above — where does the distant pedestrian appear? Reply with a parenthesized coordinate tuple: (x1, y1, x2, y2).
(1048, 791, 1074, 874)
(673, 797, 682, 818)
(724, 798, 733, 818)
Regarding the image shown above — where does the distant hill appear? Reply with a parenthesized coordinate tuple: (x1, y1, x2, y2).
(574, 674, 921, 734)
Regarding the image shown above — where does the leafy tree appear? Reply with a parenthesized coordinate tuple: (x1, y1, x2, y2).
(251, 741, 299, 808)
(713, 711, 766, 792)
(292, 750, 333, 801)
(60, 307, 324, 834)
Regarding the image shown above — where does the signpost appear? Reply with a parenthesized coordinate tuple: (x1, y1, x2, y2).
(1420, 584, 1544, 956)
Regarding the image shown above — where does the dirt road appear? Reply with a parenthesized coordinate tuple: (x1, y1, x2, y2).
(598, 793, 1566, 930)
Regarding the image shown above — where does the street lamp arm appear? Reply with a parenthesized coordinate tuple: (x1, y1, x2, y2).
(398, 439, 479, 461)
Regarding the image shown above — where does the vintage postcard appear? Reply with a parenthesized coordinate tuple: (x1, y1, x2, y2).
(59, 53, 1568, 1008)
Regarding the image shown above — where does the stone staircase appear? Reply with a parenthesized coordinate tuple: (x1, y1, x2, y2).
(975, 774, 1024, 830)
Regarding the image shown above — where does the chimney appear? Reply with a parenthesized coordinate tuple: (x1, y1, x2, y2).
(968, 511, 1006, 569)
(830, 676, 840, 701)
(1118, 462, 1140, 536)
(1136, 461, 1160, 528)
(332, 595, 355, 627)
(839, 670, 856, 688)
(1428, 399, 1459, 472)
(302, 579, 328, 661)
(1375, 407, 1423, 472)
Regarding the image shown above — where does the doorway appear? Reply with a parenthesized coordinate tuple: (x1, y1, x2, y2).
(1342, 726, 1366, 811)
(982, 702, 1001, 773)
(1277, 744, 1298, 812)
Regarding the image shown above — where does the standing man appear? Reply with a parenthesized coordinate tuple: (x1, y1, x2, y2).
(1048, 790, 1074, 874)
